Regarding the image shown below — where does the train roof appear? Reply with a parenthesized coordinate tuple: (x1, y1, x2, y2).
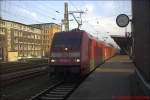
(55, 28, 84, 34)
(55, 29, 113, 47)
(86, 32, 111, 47)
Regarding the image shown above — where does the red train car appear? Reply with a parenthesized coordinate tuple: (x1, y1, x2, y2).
(49, 29, 118, 77)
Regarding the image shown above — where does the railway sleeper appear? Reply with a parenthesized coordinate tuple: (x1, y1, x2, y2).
(41, 96, 64, 100)
(48, 91, 69, 94)
(55, 87, 73, 90)
(45, 93, 66, 97)
(53, 89, 72, 92)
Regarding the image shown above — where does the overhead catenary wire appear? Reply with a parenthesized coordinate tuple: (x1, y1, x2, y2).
(26, 1, 63, 15)
(66, 0, 103, 31)
(1, 1, 32, 22)
(1, 1, 47, 24)
(16, 5, 57, 22)
(66, 1, 97, 31)
(16, 2, 63, 22)
(1, 9, 44, 24)
(68, 0, 79, 11)
(40, 2, 63, 14)
(1, 1, 64, 24)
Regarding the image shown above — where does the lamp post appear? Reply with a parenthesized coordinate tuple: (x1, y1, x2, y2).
(116, 14, 133, 58)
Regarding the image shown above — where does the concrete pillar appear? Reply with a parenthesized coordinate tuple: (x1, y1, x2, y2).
(132, 0, 150, 82)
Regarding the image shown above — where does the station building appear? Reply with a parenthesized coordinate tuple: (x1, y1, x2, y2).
(0, 19, 60, 62)
(0, 19, 42, 61)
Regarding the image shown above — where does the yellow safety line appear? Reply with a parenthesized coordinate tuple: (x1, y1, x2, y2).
(95, 68, 135, 73)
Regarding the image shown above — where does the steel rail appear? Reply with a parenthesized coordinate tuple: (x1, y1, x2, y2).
(1, 65, 49, 87)
(29, 80, 65, 100)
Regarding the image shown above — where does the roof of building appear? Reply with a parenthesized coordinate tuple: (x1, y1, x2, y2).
(111, 35, 128, 50)
(0, 19, 41, 30)
(30, 23, 61, 27)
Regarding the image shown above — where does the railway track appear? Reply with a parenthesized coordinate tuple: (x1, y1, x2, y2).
(1, 60, 48, 74)
(28, 60, 104, 100)
(1, 64, 49, 87)
(29, 79, 81, 100)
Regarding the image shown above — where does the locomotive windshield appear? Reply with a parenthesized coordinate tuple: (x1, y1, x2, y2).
(52, 32, 82, 48)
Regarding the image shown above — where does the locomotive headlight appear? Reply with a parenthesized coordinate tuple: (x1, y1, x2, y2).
(64, 47, 68, 51)
(76, 59, 80, 62)
(51, 59, 55, 62)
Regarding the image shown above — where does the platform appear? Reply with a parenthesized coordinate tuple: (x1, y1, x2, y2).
(68, 55, 135, 100)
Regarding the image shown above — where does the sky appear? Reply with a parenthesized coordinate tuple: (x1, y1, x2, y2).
(0, 0, 132, 48)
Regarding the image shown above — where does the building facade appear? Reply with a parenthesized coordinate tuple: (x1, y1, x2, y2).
(0, 19, 42, 61)
(31, 23, 61, 57)
(0, 34, 5, 61)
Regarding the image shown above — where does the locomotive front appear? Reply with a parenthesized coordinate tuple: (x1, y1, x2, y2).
(49, 31, 82, 76)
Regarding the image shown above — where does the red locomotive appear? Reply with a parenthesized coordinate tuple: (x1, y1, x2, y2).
(49, 29, 118, 77)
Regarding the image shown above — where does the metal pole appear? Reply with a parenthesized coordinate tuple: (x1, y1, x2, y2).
(64, 2, 69, 31)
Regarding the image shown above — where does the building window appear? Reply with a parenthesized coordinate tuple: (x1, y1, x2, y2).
(0, 21, 5, 25)
(11, 23, 14, 27)
(2, 22, 5, 25)
(19, 25, 22, 29)
(14, 32, 16, 36)
(31, 34, 34, 38)
(23, 26, 26, 30)
(14, 37, 18, 43)
(35, 35, 37, 39)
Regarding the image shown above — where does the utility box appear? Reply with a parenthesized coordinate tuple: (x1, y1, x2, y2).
(8, 51, 18, 62)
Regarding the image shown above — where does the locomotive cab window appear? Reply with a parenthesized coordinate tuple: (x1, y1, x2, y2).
(52, 32, 82, 48)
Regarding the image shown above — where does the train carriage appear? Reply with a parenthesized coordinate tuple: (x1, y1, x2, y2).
(49, 29, 118, 77)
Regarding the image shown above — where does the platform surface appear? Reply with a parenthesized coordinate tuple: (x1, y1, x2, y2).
(68, 55, 135, 100)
